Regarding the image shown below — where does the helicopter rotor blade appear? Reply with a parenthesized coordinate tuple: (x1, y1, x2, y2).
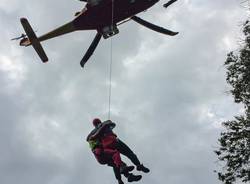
(163, 0, 178, 8)
(80, 32, 102, 68)
(131, 16, 178, 36)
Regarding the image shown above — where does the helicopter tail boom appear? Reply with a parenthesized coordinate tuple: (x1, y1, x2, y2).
(37, 21, 76, 43)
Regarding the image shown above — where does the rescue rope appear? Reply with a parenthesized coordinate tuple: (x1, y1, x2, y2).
(108, 0, 115, 120)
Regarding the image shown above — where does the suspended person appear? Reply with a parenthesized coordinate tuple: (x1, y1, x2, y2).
(87, 121, 142, 184)
(87, 119, 150, 175)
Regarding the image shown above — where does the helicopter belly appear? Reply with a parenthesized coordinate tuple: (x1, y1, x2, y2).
(73, 0, 158, 30)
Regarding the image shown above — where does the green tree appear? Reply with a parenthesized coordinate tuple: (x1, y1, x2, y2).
(215, 20, 250, 184)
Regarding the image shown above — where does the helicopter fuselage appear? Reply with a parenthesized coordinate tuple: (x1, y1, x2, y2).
(73, 0, 159, 30)
(18, 0, 178, 65)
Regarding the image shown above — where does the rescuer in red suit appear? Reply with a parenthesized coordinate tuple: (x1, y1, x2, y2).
(87, 118, 149, 184)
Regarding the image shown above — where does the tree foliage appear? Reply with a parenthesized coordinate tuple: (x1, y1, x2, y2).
(225, 20, 250, 107)
(215, 20, 250, 184)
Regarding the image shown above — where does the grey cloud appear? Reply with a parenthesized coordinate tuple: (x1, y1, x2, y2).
(0, 1, 247, 184)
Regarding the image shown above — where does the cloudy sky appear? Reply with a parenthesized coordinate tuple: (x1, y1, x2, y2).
(0, 0, 248, 184)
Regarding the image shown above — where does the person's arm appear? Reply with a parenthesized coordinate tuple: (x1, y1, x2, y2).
(86, 128, 98, 141)
(89, 121, 116, 140)
(88, 123, 106, 140)
(102, 120, 116, 129)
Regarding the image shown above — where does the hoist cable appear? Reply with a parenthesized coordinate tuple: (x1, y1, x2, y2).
(108, 0, 114, 120)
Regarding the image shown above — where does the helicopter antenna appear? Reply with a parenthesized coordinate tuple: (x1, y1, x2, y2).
(11, 30, 38, 41)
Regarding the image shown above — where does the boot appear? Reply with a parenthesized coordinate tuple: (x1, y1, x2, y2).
(137, 164, 150, 173)
(120, 165, 135, 174)
(127, 173, 142, 182)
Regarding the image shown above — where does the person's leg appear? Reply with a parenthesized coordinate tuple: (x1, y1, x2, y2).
(116, 139, 150, 173)
(112, 166, 124, 184)
(116, 139, 140, 165)
(104, 148, 136, 174)
(103, 148, 122, 168)
(110, 162, 142, 183)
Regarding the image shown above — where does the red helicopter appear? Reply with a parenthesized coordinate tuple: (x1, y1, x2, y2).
(18, 0, 178, 68)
